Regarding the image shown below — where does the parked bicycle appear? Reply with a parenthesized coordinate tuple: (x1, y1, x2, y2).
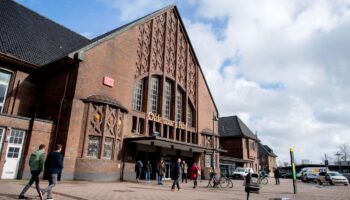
(259, 176, 268, 185)
(207, 172, 234, 188)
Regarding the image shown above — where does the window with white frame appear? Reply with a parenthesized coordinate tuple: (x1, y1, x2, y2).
(150, 77, 159, 113)
(0, 70, 11, 112)
(163, 80, 172, 119)
(132, 79, 144, 111)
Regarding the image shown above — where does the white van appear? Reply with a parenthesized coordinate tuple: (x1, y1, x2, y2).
(298, 167, 328, 182)
(232, 167, 254, 179)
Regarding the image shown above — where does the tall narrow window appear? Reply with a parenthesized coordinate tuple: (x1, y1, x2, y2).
(150, 77, 159, 113)
(0, 70, 11, 112)
(132, 79, 144, 111)
(87, 136, 101, 158)
(187, 104, 194, 127)
(163, 80, 172, 119)
(103, 137, 113, 159)
(176, 89, 183, 122)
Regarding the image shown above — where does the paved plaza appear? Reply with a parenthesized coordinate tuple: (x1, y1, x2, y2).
(0, 178, 349, 200)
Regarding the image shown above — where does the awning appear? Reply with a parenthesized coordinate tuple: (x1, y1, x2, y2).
(124, 136, 213, 153)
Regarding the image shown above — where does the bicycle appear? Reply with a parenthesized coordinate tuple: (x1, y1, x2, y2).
(259, 176, 268, 185)
(207, 173, 234, 188)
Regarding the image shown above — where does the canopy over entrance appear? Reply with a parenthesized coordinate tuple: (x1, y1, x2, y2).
(124, 136, 213, 153)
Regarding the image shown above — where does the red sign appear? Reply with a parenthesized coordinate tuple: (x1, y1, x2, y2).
(103, 76, 114, 87)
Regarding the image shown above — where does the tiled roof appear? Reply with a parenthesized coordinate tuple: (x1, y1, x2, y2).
(259, 143, 277, 157)
(0, 0, 90, 66)
(219, 116, 257, 140)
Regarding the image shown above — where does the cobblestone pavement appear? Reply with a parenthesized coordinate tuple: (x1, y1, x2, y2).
(0, 178, 349, 200)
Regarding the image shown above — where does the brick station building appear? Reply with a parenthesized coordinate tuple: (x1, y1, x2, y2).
(0, 0, 220, 181)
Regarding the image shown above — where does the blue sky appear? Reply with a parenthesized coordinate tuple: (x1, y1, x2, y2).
(16, 0, 350, 165)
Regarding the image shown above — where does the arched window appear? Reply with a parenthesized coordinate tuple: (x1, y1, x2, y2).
(132, 79, 144, 111)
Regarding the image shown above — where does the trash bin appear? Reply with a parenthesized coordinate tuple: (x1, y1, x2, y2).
(244, 172, 260, 200)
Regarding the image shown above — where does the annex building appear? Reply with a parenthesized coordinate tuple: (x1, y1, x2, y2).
(0, 0, 219, 181)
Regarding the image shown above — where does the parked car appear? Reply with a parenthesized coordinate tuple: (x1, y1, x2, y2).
(318, 171, 349, 186)
(232, 167, 254, 179)
(281, 172, 293, 179)
(301, 172, 319, 183)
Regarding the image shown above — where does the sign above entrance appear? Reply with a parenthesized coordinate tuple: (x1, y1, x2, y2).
(148, 112, 186, 130)
(103, 76, 114, 87)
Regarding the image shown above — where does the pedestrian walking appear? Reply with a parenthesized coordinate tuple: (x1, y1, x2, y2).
(41, 144, 63, 200)
(135, 160, 143, 183)
(274, 167, 280, 185)
(145, 160, 152, 183)
(181, 160, 188, 183)
(18, 144, 46, 200)
(189, 162, 200, 188)
(157, 159, 166, 185)
(171, 158, 181, 192)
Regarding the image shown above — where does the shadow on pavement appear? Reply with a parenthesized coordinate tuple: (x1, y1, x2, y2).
(52, 191, 89, 200)
(0, 193, 18, 199)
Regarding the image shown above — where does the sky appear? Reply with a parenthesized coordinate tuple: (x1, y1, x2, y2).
(17, 0, 350, 165)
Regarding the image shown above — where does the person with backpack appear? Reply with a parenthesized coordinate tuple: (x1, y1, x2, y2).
(18, 144, 46, 200)
(171, 158, 181, 191)
(41, 144, 63, 200)
(189, 162, 200, 188)
(135, 160, 143, 183)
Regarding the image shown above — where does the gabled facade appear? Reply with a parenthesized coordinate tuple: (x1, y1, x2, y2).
(259, 143, 277, 176)
(0, 0, 219, 181)
(219, 116, 259, 175)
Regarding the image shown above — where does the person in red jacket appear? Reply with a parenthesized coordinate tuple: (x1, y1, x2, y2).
(189, 162, 200, 188)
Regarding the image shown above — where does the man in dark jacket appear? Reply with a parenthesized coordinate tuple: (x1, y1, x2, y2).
(18, 144, 46, 200)
(135, 160, 143, 183)
(41, 144, 63, 200)
(171, 158, 181, 191)
(274, 167, 280, 185)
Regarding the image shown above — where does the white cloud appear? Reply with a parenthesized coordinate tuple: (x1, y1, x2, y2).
(95, 0, 350, 164)
(185, 0, 350, 164)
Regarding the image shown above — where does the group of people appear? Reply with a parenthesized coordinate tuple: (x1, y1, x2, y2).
(135, 158, 201, 191)
(18, 144, 64, 200)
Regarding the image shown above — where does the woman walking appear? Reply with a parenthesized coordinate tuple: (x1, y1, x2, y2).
(157, 159, 166, 185)
(189, 162, 200, 188)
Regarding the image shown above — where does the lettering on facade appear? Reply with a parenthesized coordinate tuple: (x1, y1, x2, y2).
(148, 112, 186, 130)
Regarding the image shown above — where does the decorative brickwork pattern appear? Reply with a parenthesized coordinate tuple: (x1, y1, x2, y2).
(176, 26, 187, 88)
(164, 10, 177, 79)
(89, 104, 104, 135)
(187, 50, 196, 104)
(150, 13, 166, 72)
(135, 21, 152, 78)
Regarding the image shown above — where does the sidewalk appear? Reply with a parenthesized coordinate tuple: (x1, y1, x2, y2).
(0, 178, 349, 200)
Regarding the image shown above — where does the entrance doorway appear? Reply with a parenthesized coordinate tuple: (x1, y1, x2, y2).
(1, 129, 25, 179)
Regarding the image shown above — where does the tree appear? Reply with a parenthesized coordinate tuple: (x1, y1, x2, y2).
(338, 144, 350, 162)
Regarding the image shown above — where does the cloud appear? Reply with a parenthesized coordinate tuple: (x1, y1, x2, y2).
(184, 0, 350, 163)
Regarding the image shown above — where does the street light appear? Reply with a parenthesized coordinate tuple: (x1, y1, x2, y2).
(212, 112, 219, 171)
(335, 152, 341, 172)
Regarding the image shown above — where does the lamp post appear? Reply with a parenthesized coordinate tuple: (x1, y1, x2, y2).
(212, 112, 219, 171)
(335, 152, 341, 172)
